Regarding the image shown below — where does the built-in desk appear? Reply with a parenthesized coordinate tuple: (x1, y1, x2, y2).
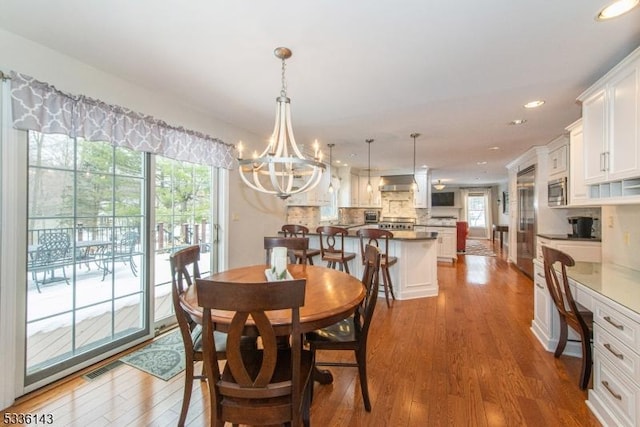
(531, 260, 640, 427)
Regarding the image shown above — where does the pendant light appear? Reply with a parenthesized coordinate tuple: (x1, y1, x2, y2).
(328, 143, 335, 193)
(366, 139, 374, 193)
(237, 47, 325, 199)
(410, 133, 420, 192)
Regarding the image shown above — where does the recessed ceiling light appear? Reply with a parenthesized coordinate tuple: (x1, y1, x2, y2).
(421, 164, 428, 169)
(596, 0, 639, 20)
(477, 161, 487, 165)
(524, 100, 545, 109)
(336, 160, 341, 164)
(509, 119, 527, 125)
(488, 146, 500, 150)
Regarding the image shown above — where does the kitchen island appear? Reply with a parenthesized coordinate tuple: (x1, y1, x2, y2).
(304, 228, 439, 300)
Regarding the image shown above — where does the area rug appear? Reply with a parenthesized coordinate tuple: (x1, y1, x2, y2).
(461, 239, 496, 257)
(120, 329, 185, 380)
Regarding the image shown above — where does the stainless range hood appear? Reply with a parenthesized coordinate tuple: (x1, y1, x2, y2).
(378, 175, 415, 192)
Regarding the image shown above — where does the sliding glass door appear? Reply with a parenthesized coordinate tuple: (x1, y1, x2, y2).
(153, 156, 216, 328)
(26, 132, 147, 385)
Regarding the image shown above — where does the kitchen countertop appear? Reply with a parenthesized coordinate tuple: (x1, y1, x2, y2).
(285, 227, 438, 241)
(565, 262, 640, 314)
(537, 233, 601, 242)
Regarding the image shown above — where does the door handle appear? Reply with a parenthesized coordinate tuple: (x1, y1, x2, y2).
(213, 223, 220, 244)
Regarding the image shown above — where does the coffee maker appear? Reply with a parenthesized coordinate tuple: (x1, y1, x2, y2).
(568, 216, 593, 238)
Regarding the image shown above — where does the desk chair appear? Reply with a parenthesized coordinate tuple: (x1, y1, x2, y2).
(357, 228, 397, 307)
(264, 236, 309, 265)
(281, 224, 321, 265)
(196, 277, 312, 427)
(306, 244, 381, 411)
(316, 226, 357, 273)
(542, 245, 594, 389)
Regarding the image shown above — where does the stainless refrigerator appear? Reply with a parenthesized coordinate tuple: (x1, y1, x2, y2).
(516, 165, 536, 278)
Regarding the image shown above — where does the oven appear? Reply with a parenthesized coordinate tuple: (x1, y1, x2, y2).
(548, 177, 567, 207)
(364, 210, 380, 224)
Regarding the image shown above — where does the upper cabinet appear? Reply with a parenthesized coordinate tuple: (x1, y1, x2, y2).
(413, 170, 431, 208)
(358, 174, 382, 207)
(547, 144, 568, 179)
(286, 168, 331, 206)
(577, 47, 640, 202)
(566, 119, 589, 206)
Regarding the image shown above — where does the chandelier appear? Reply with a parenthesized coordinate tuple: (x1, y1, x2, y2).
(433, 180, 445, 191)
(237, 47, 325, 199)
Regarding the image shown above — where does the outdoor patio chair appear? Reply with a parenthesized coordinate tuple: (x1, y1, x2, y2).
(29, 232, 72, 293)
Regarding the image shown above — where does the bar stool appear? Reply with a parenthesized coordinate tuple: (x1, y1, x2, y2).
(281, 224, 321, 265)
(316, 226, 357, 273)
(357, 228, 397, 307)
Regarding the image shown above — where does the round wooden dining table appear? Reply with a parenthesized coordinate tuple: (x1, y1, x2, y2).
(179, 263, 366, 335)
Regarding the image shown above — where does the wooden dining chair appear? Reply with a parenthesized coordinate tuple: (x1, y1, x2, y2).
(196, 277, 313, 427)
(281, 224, 321, 265)
(170, 246, 257, 426)
(542, 245, 594, 389)
(316, 225, 357, 273)
(357, 228, 397, 307)
(264, 236, 309, 265)
(305, 244, 382, 411)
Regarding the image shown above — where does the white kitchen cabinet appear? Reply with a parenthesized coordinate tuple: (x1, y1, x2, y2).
(350, 173, 359, 207)
(413, 170, 430, 208)
(285, 169, 330, 206)
(579, 48, 640, 201)
(425, 226, 456, 262)
(357, 174, 381, 207)
(548, 144, 568, 179)
(590, 299, 640, 427)
(567, 119, 589, 206)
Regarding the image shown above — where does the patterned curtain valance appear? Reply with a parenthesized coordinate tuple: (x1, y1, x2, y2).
(9, 71, 236, 169)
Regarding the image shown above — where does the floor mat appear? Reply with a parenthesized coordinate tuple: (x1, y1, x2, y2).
(461, 239, 496, 257)
(120, 329, 185, 380)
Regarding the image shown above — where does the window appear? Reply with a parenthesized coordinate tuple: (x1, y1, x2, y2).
(467, 194, 487, 228)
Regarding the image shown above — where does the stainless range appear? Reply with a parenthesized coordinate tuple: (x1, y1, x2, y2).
(378, 217, 416, 231)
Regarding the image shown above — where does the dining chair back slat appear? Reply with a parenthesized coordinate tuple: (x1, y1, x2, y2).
(196, 277, 312, 427)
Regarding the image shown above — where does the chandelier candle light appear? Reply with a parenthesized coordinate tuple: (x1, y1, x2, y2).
(237, 47, 325, 199)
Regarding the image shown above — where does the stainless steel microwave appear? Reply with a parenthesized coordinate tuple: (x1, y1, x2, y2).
(548, 177, 567, 206)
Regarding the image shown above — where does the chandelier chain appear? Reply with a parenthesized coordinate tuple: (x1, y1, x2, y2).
(280, 57, 287, 97)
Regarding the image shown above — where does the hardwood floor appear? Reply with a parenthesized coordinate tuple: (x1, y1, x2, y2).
(1, 240, 601, 426)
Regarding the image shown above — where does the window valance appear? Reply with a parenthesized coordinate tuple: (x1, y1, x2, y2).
(9, 71, 235, 169)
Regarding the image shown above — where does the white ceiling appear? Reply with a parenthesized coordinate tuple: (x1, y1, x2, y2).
(1, 1, 639, 185)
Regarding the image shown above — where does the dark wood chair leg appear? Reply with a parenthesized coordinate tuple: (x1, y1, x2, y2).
(385, 267, 396, 301)
(356, 348, 371, 412)
(381, 267, 391, 307)
(555, 316, 568, 358)
(179, 356, 194, 426)
(580, 336, 593, 390)
(343, 261, 350, 274)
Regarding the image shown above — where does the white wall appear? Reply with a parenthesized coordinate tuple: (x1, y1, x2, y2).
(601, 205, 640, 271)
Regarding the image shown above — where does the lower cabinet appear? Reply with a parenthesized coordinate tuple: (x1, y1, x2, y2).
(588, 300, 640, 427)
(425, 227, 457, 263)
